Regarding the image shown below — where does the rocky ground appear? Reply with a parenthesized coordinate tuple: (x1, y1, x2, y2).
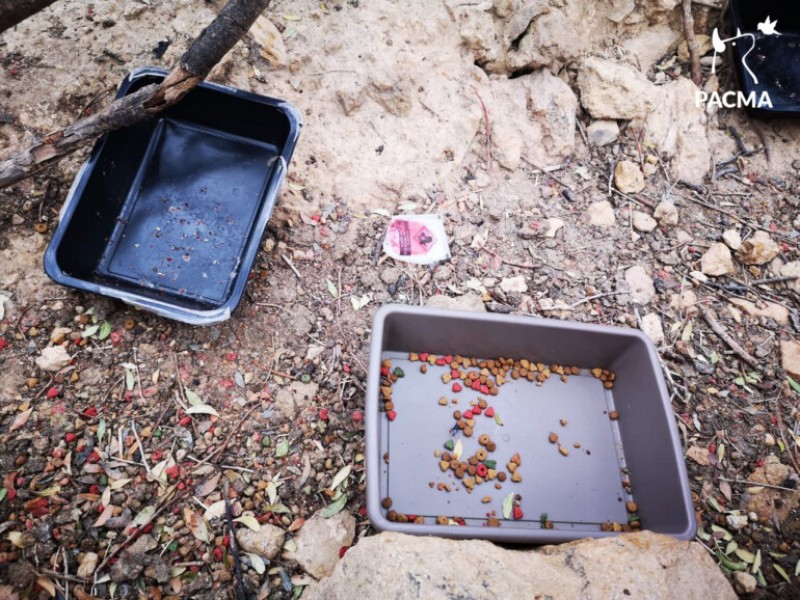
(0, 0, 799, 598)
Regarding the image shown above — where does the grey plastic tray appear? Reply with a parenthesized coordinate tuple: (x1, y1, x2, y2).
(366, 305, 696, 543)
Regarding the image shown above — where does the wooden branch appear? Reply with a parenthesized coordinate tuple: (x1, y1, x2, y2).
(0, 0, 272, 189)
(0, 0, 59, 35)
(681, 0, 702, 85)
(699, 304, 760, 370)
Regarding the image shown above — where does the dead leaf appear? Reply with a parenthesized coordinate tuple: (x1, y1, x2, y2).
(75, 588, 102, 600)
(234, 514, 261, 532)
(9, 409, 32, 432)
(184, 507, 210, 543)
(686, 445, 710, 466)
(185, 404, 220, 417)
(297, 454, 311, 489)
(195, 472, 221, 498)
(249, 15, 288, 66)
(35, 576, 55, 597)
(203, 500, 226, 521)
(719, 480, 732, 503)
(101, 486, 111, 507)
(288, 517, 305, 532)
(93, 504, 115, 528)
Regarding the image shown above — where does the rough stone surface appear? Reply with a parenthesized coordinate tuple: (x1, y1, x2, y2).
(632, 211, 658, 233)
(779, 261, 800, 293)
(653, 201, 679, 226)
(625, 266, 656, 305)
(235, 524, 285, 560)
(306, 531, 736, 600)
(578, 57, 656, 120)
(701, 243, 735, 276)
(274, 382, 319, 421)
(670, 290, 699, 316)
(294, 510, 356, 580)
(614, 160, 645, 194)
(426, 293, 486, 312)
(735, 231, 780, 265)
(586, 119, 620, 146)
(733, 572, 757, 594)
(499, 275, 528, 293)
(587, 201, 616, 227)
(729, 298, 789, 325)
(641, 313, 664, 344)
(35, 346, 72, 372)
(780, 340, 800, 379)
(644, 77, 711, 185)
(77, 552, 98, 579)
(746, 455, 800, 522)
(722, 229, 742, 250)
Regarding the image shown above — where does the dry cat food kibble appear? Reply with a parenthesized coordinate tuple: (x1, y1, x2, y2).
(380, 351, 636, 532)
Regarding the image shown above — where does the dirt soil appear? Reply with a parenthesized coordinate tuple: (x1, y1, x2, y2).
(0, 0, 800, 598)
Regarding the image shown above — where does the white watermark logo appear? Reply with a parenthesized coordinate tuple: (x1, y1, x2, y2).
(695, 16, 781, 109)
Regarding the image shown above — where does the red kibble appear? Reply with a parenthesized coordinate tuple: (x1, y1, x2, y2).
(225, 352, 237, 362)
(380, 366, 390, 377)
(452, 383, 463, 393)
(151, 450, 163, 461)
(83, 407, 98, 418)
(338, 546, 349, 558)
(87, 451, 101, 463)
(386, 410, 397, 422)
(209, 425, 216, 435)
(89, 485, 100, 495)
(110, 331, 122, 346)
(406, 514, 417, 521)
(435, 357, 446, 366)
(513, 506, 523, 520)
(222, 534, 230, 547)
(352, 411, 363, 422)
(46, 387, 60, 399)
(165, 465, 180, 479)
(65, 432, 77, 443)
(15, 477, 24, 487)
(52, 448, 64, 459)
(342, 364, 351, 374)
(451, 369, 460, 378)
(708, 443, 717, 454)
(319, 408, 329, 421)
(471, 381, 481, 391)
(444, 355, 453, 363)
(358, 506, 367, 518)
(472, 406, 482, 415)
(476, 464, 488, 477)
(419, 353, 429, 362)
(463, 410, 474, 419)
(213, 547, 224, 561)
(142, 523, 154, 533)
(179, 416, 191, 427)
(480, 385, 489, 394)
(177, 482, 186, 490)
(0, 338, 9, 350)
(484, 407, 495, 418)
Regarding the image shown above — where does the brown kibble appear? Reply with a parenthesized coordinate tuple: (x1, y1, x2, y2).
(442, 373, 452, 384)
(383, 452, 390, 464)
(548, 433, 558, 444)
(441, 452, 451, 462)
(409, 352, 419, 361)
(380, 386, 392, 397)
(436, 516, 448, 525)
(387, 510, 398, 522)
(439, 460, 450, 472)
(449, 459, 458, 470)
(468, 456, 479, 466)
(453, 410, 462, 420)
(495, 483, 502, 489)
(384, 401, 394, 411)
(481, 496, 492, 504)
(609, 410, 619, 420)
(573, 442, 581, 449)
(34, 222, 48, 234)
(490, 388, 499, 396)
(26, 378, 39, 388)
(630, 521, 641, 530)
(455, 467, 465, 478)
(626, 501, 638, 513)
(497, 472, 507, 482)
(545, 520, 554, 530)
(434, 449, 441, 458)
(124, 318, 135, 330)
(571, 366, 580, 375)
(604, 381, 614, 390)
(476, 448, 487, 461)
(420, 364, 427, 374)
(560, 419, 567, 426)
(397, 514, 409, 523)
(506, 462, 517, 473)
(478, 434, 490, 446)
(591, 368, 603, 378)
(478, 398, 488, 409)
(457, 420, 466, 430)
(414, 516, 424, 524)
(511, 471, 522, 483)
(600, 522, 611, 532)
(382, 497, 393, 509)
(464, 426, 473, 437)
(510, 453, 521, 466)
(486, 441, 497, 452)
(467, 465, 477, 476)
(438, 397, 448, 406)
(463, 477, 475, 490)
(558, 445, 569, 457)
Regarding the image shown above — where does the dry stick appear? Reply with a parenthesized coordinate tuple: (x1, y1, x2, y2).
(0, 0, 59, 34)
(681, 0, 702, 85)
(520, 156, 572, 191)
(699, 304, 760, 369)
(224, 480, 246, 600)
(0, 0, 273, 188)
(718, 478, 799, 493)
(474, 89, 492, 167)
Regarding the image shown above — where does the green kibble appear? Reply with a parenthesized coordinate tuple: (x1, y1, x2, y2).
(261, 435, 272, 448)
(300, 374, 312, 383)
(628, 514, 640, 524)
(444, 439, 455, 451)
(99, 475, 108, 486)
(539, 513, 548, 527)
(168, 540, 179, 552)
(483, 460, 497, 469)
(153, 429, 163, 438)
(393, 367, 405, 378)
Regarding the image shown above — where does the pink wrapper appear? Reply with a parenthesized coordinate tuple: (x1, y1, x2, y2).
(383, 215, 451, 265)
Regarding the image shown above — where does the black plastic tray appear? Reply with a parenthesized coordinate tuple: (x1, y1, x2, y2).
(366, 305, 696, 544)
(728, 0, 800, 116)
(44, 68, 300, 324)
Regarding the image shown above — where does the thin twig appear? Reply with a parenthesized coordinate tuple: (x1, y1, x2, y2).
(520, 156, 572, 190)
(130, 418, 152, 477)
(719, 478, 798, 493)
(474, 89, 492, 168)
(682, 0, 702, 85)
(224, 480, 246, 600)
(205, 402, 260, 464)
(699, 304, 760, 369)
(281, 254, 302, 279)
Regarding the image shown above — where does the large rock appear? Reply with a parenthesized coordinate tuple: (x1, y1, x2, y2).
(625, 265, 656, 305)
(306, 531, 736, 599)
(735, 231, 780, 265)
(700, 243, 734, 276)
(35, 346, 72, 372)
(236, 524, 285, 559)
(587, 119, 619, 146)
(614, 161, 645, 194)
(644, 77, 710, 186)
(578, 57, 656, 120)
(780, 340, 800, 379)
(587, 201, 616, 227)
(779, 261, 800, 293)
(274, 381, 319, 421)
(294, 510, 356, 579)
